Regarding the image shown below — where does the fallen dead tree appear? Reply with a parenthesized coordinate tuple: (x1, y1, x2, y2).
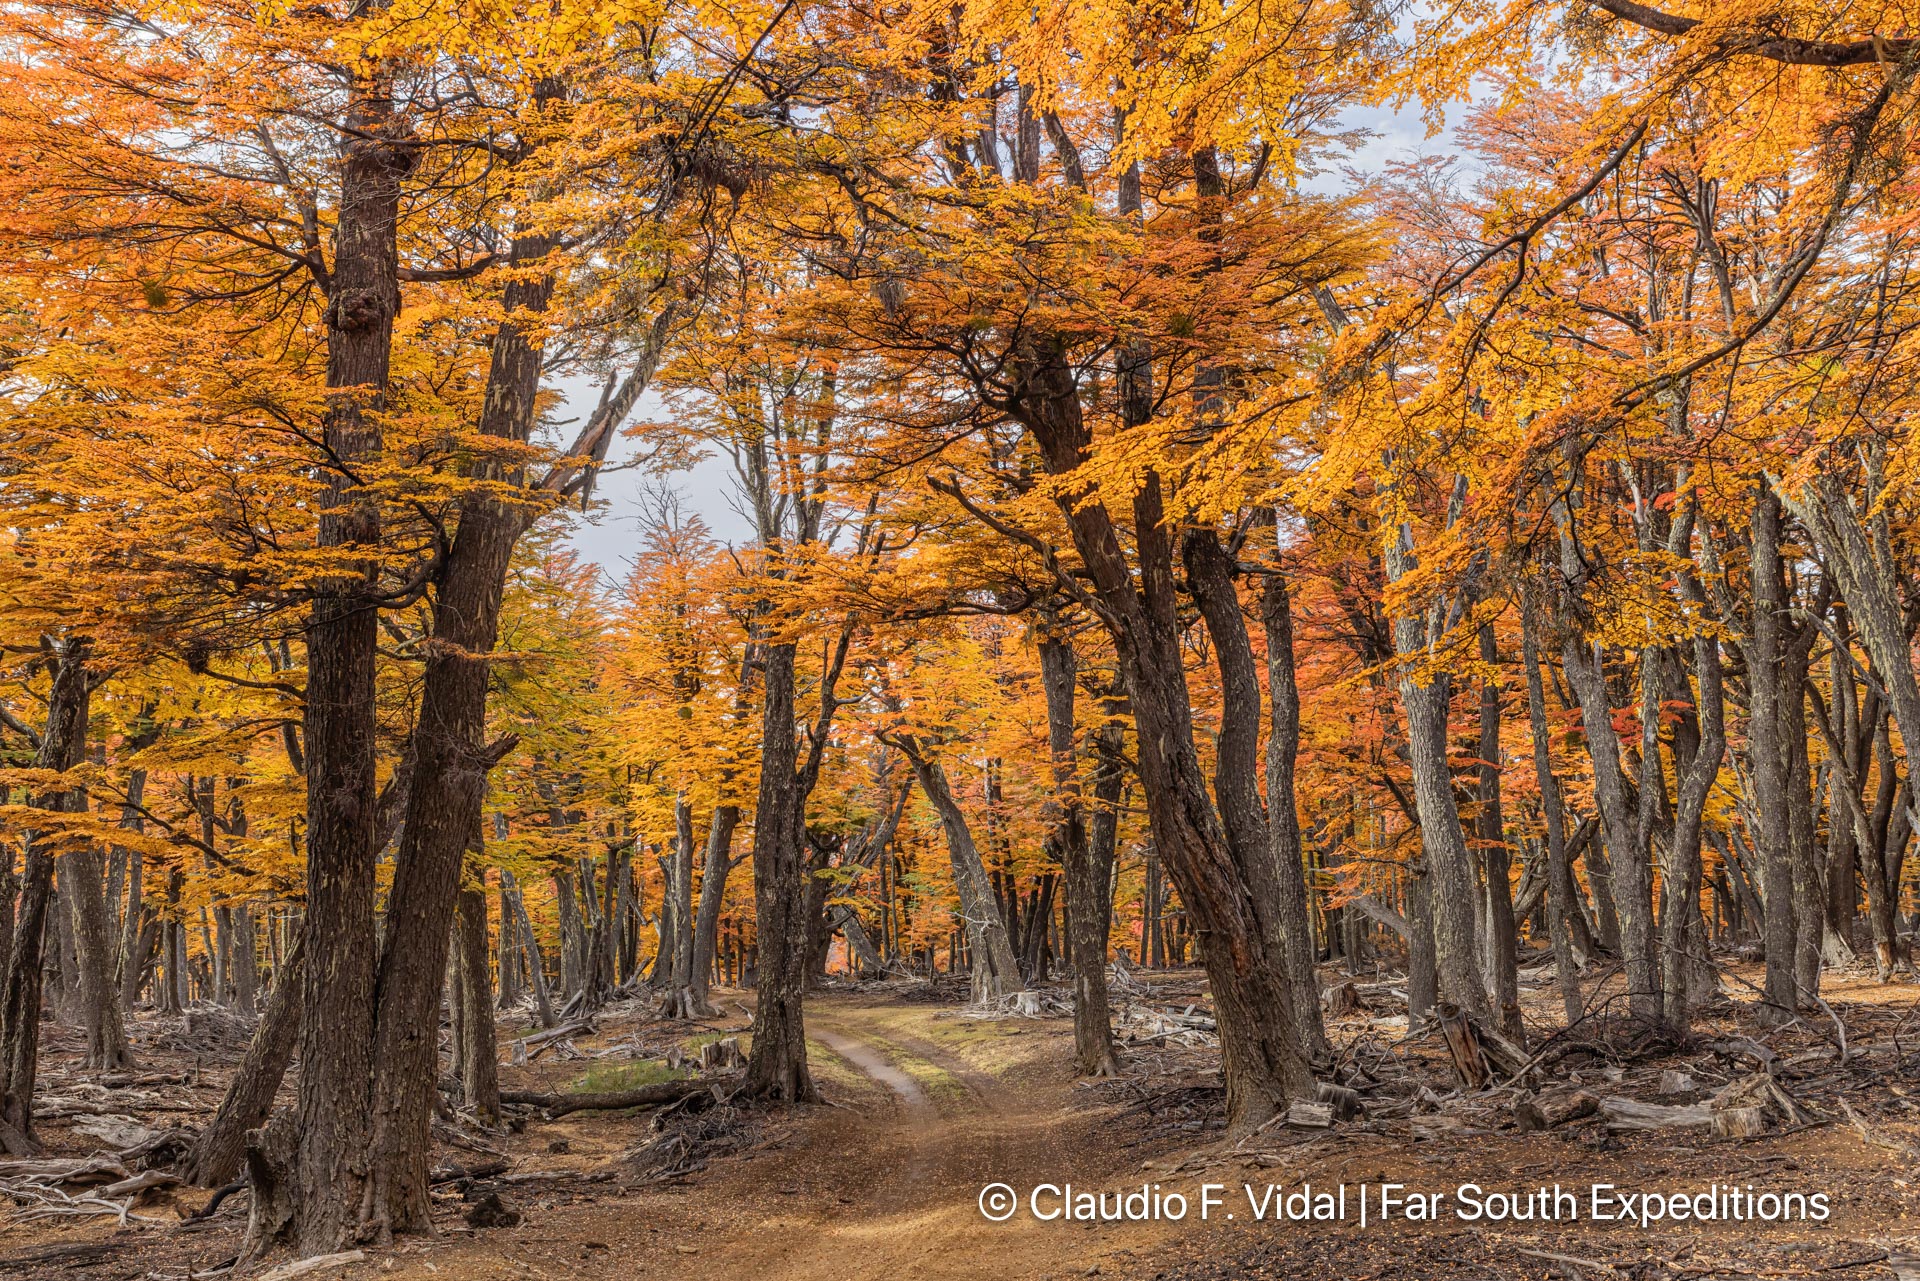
(1598, 1074, 1811, 1137)
(499, 1078, 729, 1120)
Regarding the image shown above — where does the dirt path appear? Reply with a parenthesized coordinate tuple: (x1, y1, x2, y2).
(392, 996, 1185, 1281)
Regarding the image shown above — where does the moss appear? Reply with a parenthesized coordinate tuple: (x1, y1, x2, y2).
(568, 1059, 690, 1094)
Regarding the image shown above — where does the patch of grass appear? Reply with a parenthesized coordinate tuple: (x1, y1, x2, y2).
(805, 1041, 889, 1103)
(568, 1059, 690, 1094)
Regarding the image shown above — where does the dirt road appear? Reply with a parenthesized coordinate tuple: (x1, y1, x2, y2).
(398, 997, 1184, 1281)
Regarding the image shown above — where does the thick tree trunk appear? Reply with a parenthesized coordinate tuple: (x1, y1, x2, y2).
(361, 214, 553, 1232)
(743, 643, 822, 1102)
(258, 49, 407, 1255)
(1037, 633, 1119, 1076)
(180, 936, 304, 1187)
(0, 638, 95, 1153)
(1008, 341, 1313, 1131)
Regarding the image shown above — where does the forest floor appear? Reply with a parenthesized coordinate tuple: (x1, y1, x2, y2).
(6, 960, 1920, 1280)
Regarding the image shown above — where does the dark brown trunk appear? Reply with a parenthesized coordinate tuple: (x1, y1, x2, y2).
(743, 643, 821, 1102)
(1037, 632, 1120, 1076)
(362, 215, 553, 1233)
(180, 936, 304, 1186)
(1257, 558, 1331, 1059)
(1475, 624, 1522, 1042)
(455, 881, 499, 1125)
(253, 44, 408, 1255)
(1009, 341, 1313, 1130)
(688, 806, 741, 1014)
(0, 638, 94, 1153)
(1749, 487, 1797, 1019)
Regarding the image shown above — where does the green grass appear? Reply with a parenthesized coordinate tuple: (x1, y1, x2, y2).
(568, 1059, 690, 1094)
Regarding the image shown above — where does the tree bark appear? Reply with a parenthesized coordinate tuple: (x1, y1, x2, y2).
(180, 936, 304, 1186)
(63, 843, 129, 1069)
(1258, 559, 1331, 1060)
(895, 736, 1022, 1002)
(1037, 632, 1120, 1075)
(743, 643, 822, 1102)
(1748, 486, 1798, 1019)
(455, 880, 499, 1126)
(659, 795, 699, 1016)
(1475, 623, 1522, 1042)
(1520, 590, 1585, 1026)
(0, 638, 95, 1153)
(688, 806, 741, 1015)
(1005, 339, 1314, 1131)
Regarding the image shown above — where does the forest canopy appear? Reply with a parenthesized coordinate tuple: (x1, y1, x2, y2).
(1, 0, 1919, 1267)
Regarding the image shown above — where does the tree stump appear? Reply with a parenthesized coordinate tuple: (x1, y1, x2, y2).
(699, 1037, 744, 1073)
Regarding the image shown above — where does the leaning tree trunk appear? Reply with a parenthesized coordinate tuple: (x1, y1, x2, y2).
(743, 643, 822, 1102)
(1010, 340, 1313, 1133)
(1037, 632, 1119, 1075)
(0, 637, 95, 1153)
(180, 936, 304, 1187)
(359, 214, 554, 1234)
(687, 805, 741, 1015)
(897, 739, 1022, 1003)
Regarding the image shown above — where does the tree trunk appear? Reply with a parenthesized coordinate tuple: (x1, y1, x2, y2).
(743, 643, 821, 1102)
(660, 796, 700, 1016)
(1749, 486, 1798, 1020)
(180, 936, 304, 1187)
(509, 877, 555, 1029)
(455, 882, 499, 1126)
(1009, 339, 1313, 1131)
(256, 46, 407, 1255)
(0, 637, 95, 1153)
(1405, 860, 1437, 1023)
(1520, 592, 1584, 1026)
(688, 806, 741, 1015)
(1258, 561, 1331, 1060)
(1037, 632, 1120, 1076)
(896, 738, 1022, 1002)
(63, 844, 130, 1069)
(1475, 623, 1522, 1042)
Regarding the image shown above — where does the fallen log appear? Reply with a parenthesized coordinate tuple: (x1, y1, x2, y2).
(1599, 1097, 1713, 1131)
(499, 1079, 722, 1119)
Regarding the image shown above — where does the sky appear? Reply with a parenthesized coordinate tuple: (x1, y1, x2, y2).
(555, 99, 1462, 583)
